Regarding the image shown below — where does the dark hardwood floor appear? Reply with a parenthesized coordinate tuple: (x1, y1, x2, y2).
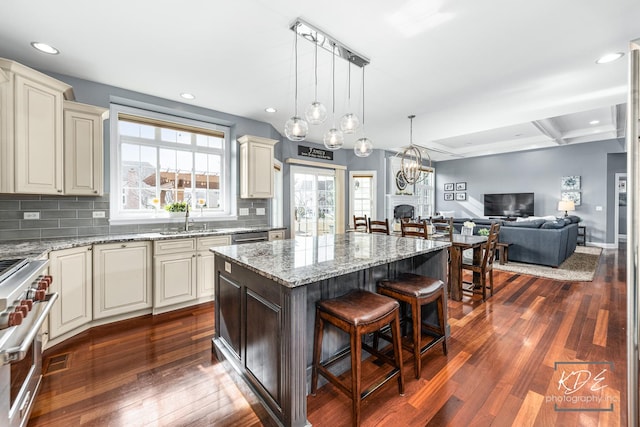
(29, 245, 627, 426)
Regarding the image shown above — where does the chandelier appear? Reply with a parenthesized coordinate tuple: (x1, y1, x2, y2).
(287, 18, 373, 155)
(397, 115, 434, 184)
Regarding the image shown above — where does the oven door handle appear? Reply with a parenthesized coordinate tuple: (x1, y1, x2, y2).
(0, 292, 58, 365)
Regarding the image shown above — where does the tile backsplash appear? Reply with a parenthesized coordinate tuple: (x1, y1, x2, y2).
(0, 194, 270, 241)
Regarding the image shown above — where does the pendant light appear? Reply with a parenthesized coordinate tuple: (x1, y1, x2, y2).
(354, 65, 373, 157)
(400, 115, 432, 184)
(323, 44, 344, 150)
(284, 28, 309, 141)
(304, 32, 327, 125)
(339, 61, 360, 134)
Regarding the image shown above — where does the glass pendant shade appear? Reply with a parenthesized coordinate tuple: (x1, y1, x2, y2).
(285, 116, 309, 141)
(354, 137, 373, 157)
(339, 112, 360, 134)
(305, 101, 327, 125)
(323, 127, 344, 150)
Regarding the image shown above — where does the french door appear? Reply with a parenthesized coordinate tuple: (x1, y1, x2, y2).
(291, 166, 336, 237)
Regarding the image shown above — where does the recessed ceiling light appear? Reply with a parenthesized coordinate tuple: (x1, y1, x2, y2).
(596, 52, 624, 64)
(31, 42, 59, 55)
(180, 93, 195, 100)
(265, 107, 277, 113)
(589, 120, 600, 125)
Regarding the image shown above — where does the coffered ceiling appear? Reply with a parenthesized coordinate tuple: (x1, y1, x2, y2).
(0, 0, 636, 160)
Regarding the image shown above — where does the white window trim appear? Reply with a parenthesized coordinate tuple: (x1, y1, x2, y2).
(349, 170, 377, 228)
(109, 102, 237, 224)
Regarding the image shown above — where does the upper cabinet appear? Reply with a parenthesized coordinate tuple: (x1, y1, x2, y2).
(0, 58, 107, 196)
(64, 101, 108, 195)
(238, 135, 278, 198)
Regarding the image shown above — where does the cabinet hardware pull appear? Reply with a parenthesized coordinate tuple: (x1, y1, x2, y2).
(57, 189, 62, 193)
(121, 244, 127, 248)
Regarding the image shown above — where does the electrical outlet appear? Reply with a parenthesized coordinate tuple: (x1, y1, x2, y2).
(92, 211, 106, 218)
(595, 206, 603, 211)
(239, 208, 249, 216)
(23, 212, 40, 220)
(256, 208, 265, 216)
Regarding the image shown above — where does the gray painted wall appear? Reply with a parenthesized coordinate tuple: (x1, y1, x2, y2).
(434, 139, 626, 245)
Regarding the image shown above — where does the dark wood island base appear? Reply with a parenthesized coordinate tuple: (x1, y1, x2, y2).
(211, 234, 449, 426)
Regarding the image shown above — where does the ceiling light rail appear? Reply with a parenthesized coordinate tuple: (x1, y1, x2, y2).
(290, 18, 370, 68)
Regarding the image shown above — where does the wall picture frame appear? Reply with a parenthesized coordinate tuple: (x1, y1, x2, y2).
(456, 182, 467, 191)
(444, 183, 454, 191)
(561, 175, 581, 190)
(444, 193, 454, 201)
(455, 192, 467, 201)
(561, 191, 581, 206)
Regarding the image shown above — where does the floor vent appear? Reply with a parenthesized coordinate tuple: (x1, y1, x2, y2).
(44, 353, 70, 375)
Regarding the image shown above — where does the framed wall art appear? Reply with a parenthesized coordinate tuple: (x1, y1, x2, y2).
(444, 193, 454, 201)
(455, 192, 467, 201)
(444, 183, 454, 191)
(561, 191, 581, 206)
(456, 182, 467, 191)
(561, 176, 581, 190)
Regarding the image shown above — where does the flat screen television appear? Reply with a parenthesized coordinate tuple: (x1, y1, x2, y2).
(483, 193, 534, 217)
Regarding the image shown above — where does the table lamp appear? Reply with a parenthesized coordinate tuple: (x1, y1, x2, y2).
(558, 200, 575, 217)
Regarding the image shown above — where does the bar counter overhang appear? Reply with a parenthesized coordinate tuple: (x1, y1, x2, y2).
(211, 233, 450, 426)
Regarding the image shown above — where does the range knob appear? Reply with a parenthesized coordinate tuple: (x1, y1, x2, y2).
(33, 290, 46, 301)
(20, 299, 33, 310)
(8, 312, 23, 327)
(15, 304, 28, 318)
(38, 279, 49, 291)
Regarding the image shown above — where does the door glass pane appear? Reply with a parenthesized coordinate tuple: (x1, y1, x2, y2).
(293, 169, 336, 237)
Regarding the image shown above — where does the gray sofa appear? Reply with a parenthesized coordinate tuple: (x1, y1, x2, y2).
(450, 216, 580, 267)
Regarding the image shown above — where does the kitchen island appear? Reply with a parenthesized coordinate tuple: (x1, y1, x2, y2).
(211, 233, 450, 426)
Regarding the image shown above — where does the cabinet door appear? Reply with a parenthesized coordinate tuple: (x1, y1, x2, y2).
(64, 101, 105, 195)
(49, 246, 92, 339)
(93, 241, 152, 319)
(197, 251, 216, 298)
(154, 252, 197, 308)
(14, 74, 64, 194)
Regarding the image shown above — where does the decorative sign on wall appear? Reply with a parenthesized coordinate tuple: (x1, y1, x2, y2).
(298, 145, 333, 161)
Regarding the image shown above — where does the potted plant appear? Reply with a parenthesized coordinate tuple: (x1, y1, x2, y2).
(164, 201, 189, 217)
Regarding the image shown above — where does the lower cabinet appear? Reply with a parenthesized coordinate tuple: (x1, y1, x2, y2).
(93, 241, 152, 319)
(154, 236, 231, 310)
(49, 245, 93, 339)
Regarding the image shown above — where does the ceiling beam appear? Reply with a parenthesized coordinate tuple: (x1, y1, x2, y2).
(531, 118, 567, 145)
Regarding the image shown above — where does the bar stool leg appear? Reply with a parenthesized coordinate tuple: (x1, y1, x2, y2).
(351, 328, 362, 427)
(390, 311, 405, 395)
(411, 300, 422, 379)
(311, 309, 324, 395)
(437, 296, 448, 355)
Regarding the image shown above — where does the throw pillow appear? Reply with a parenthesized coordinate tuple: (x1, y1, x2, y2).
(567, 215, 581, 223)
(503, 219, 545, 228)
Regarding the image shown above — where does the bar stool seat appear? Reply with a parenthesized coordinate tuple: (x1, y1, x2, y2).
(377, 273, 448, 379)
(311, 289, 404, 427)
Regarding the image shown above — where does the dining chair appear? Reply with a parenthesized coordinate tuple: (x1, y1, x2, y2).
(461, 222, 500, 301)
(368, 218, 390, 235)
(431, 216, 453, 240)
(401, 220, 428, 239)
(353, 215, 368, 232)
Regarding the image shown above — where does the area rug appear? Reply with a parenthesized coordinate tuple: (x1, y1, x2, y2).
(493, 246, 602, 281)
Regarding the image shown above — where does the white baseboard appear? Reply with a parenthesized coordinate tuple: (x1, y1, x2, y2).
(587, 242, 617, 249)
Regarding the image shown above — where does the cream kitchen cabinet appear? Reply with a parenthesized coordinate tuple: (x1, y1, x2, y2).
(64, 101, 108, 196)
(196, 235, 231, 298)
(0, 58, 74, 194)
(268, 229, 285, 241)
(48, 245, 92, 339)
(154, 238, 197, 311)
(93, 241, 152, 319)
(238, 135, 278, 198)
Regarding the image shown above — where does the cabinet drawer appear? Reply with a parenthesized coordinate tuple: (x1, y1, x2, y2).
(197, 235, 231, 251)
(154, 238, 196, 255)
(268, 230, 285, 241)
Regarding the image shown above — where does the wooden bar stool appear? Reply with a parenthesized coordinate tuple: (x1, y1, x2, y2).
(376, 273, 447, 379)
(311, 289, 404, 427)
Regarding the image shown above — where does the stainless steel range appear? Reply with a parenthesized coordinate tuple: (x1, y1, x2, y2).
(0, 258, 57, 427)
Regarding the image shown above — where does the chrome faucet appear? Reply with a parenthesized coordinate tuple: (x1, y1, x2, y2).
(185, 203, 190, 232)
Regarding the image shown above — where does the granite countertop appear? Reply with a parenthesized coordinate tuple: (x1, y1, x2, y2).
(0, 226, 285, 260)
(212, 232, 450, 288)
